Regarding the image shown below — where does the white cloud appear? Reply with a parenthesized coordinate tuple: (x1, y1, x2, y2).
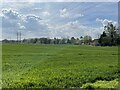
(59, 8, 83, 19)
(1, 9, 50, 39)
(48, 20, 103, 39)
(25, 14, 41, 21)
(42, 11, 50, 16)
(60, 8, 69, 18)
(74, 14, 84, 18)
(1, 8, 107, 40)
(17, 23, 26, 29)
(32, 8, 42, 11)
(2, 9, 20, 20)
(23, 14, 47, 32)
(96, 18, 117, 27)
(1, 9, 21, 29)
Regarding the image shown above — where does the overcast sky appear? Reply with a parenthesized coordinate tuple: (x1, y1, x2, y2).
(0, 1, 118, 40)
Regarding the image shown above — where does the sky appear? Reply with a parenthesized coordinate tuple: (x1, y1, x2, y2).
(0, 1, 118, 40)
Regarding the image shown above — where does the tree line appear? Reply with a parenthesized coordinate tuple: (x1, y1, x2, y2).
(2, 22, 120, 46)
(2, 35, 93, 45)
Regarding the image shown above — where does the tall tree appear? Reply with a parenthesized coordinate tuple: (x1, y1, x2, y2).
(99, 22, 120, 46)
(104, 22, 117, 45)
(83, 35, 92, 45)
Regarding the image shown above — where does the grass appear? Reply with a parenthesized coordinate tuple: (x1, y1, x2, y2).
(2, 44, 119, 88)
(82, 79, 118, 89)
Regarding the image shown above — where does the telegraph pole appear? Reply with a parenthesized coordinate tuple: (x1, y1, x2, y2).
(20, 31, 22, 44)
(17, 31, 18, 44)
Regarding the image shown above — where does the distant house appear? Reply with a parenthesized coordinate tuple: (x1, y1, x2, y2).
(91, 39, 99, 46)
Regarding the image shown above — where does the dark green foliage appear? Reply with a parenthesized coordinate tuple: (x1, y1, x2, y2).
(99, 23, 120, 46)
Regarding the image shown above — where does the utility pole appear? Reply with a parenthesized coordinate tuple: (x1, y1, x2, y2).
(17, 31, 22, 44)
(20, 31, 22, 44)
(17, 31, 18, 44)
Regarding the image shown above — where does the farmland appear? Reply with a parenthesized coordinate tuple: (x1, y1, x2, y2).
(2, 44, 119, 88)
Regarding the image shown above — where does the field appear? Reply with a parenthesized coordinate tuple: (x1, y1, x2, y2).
(2, 44, 119, 88)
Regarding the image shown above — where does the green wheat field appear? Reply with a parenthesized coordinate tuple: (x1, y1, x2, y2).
(2, 44, 119, 88)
